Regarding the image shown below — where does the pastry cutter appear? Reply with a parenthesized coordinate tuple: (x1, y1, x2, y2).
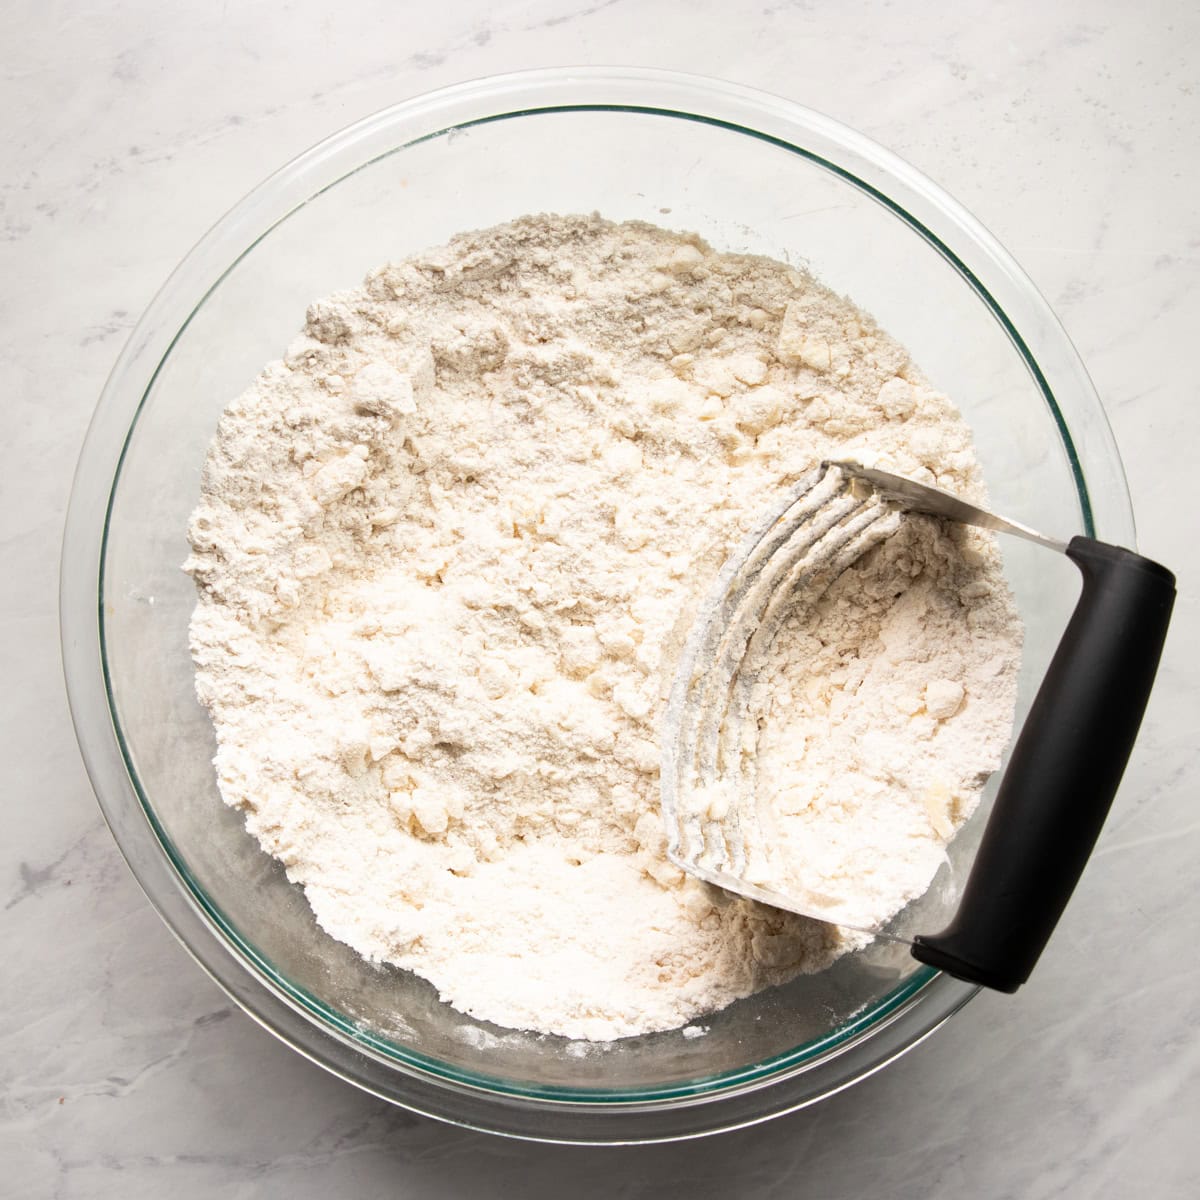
(660, 460, 1174, 992)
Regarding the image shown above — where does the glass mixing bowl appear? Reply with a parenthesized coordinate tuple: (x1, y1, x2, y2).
(61, 68, 1135, 1143)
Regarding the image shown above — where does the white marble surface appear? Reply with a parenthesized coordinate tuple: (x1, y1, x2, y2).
(4, 0, 1198, 1193)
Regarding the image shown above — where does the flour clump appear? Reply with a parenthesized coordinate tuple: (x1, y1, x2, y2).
(185, 214, 1021, 1040)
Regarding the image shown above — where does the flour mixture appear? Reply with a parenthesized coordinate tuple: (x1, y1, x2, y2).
(185, 215, 1021, 1040)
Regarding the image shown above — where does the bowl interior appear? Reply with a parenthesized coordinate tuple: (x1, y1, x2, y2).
(99, 102, 1090, 1099)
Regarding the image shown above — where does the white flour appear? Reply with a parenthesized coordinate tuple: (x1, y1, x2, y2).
(186, 214, 1021, 1040)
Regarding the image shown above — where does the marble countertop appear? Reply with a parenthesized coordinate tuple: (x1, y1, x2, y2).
(4, 1, 1197, 1194)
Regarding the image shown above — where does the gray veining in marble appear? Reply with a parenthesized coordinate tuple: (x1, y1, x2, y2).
(3, 1, 1197, 1195)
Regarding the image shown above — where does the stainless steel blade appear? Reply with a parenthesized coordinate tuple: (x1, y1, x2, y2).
(660, 459, 1052, 934)
(829, 460, 1068, 553)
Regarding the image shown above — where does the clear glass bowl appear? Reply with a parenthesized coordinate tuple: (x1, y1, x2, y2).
(60, 68, 1134, 1143)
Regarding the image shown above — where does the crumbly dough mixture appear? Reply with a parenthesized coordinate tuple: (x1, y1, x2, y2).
(186, 214, 1021, 1040)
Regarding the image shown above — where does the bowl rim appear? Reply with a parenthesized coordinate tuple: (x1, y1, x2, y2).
(60, 65, 1134, 1143)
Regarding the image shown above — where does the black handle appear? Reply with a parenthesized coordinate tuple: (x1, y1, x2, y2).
(911, 537, 1175, 992)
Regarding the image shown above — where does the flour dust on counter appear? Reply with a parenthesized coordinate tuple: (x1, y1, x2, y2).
(185, 214, 1020, 1040)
